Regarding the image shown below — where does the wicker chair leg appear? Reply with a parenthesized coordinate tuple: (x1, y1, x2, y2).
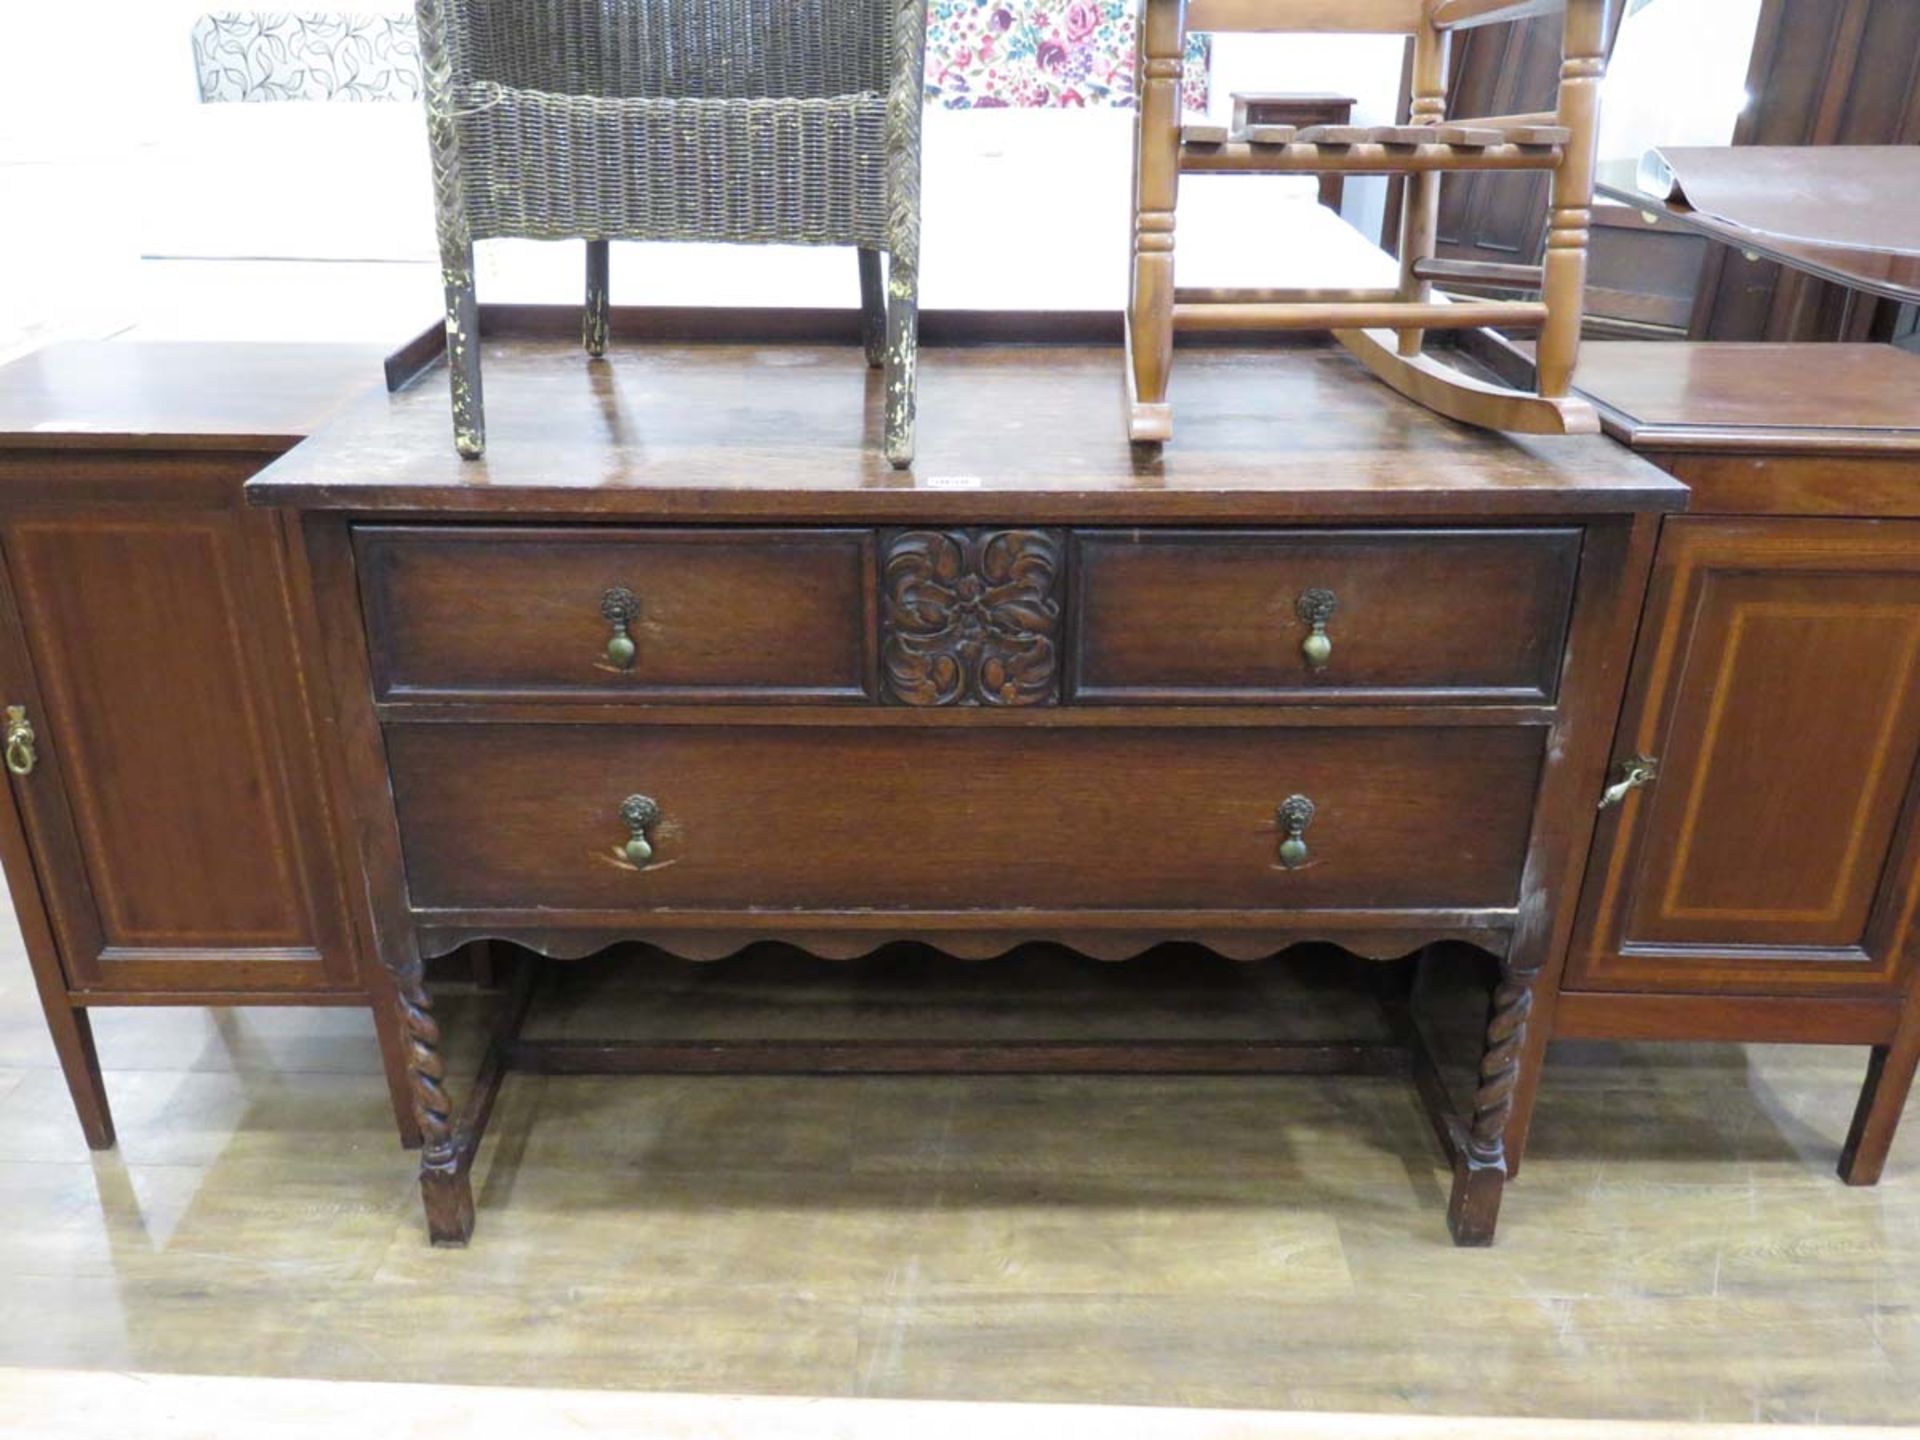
(442, 242, 485, 460)
(883, 251, 918, 468)
(858, 248, 887, 368)
(882, 0, 926, 466)
(584, 239, 610, 359)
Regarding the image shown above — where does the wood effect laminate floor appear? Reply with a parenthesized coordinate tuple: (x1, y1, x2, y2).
(3, 1369, 1911, 1440)
(0, 911, 1915, 1424)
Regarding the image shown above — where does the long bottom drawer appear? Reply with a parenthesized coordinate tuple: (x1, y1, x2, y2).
(386, 723, 1543, 915)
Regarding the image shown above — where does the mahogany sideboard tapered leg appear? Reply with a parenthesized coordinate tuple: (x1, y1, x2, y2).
(0, 756, 115, 1149)
(1839, 1003, 1920, 1186)
(43, 1003, 115, 1151)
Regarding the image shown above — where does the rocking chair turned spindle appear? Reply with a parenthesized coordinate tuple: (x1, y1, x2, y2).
(414, 0, 928, 465)
(1125, 0, 1611, 443)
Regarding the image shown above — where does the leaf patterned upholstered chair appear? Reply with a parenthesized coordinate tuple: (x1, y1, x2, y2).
(414, 0, 928, 464)
(1125, 0, 1612, 443)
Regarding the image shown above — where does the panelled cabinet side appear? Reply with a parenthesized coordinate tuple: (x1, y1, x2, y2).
(279, 507, 425, 1148)
(0, 443, 415, 1149)
(1561, 341, 1920, 1191)
(1557, 511, 1920, 1190)
(1570, 516, 1920, 996)
(1496, 510, 1663, 1181)
(0, 449, 356, 993)
(0, 339, 441, 1152)
(300, 514, 441, 1165)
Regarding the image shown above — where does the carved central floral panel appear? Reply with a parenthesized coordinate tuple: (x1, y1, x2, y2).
(880, 528, 1063, 706)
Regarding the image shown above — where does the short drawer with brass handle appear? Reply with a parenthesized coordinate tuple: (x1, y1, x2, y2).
(355, 526, 875, 703)
(1276, 794, 1315, 868)
(385, 722, 1543, 916)
(1296, 590, 1337, 671)
(618, 793, 659, 865)
(600, 587, 640, 670)
(1071, 528, 1580, 704)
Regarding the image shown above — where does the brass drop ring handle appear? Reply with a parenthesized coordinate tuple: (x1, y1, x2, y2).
(5, 706, 35, 777)
(1277, 794, 1315, 869)
(620, 793, 660, 866)
(1598, 754, 1658, 811)
(602, 587, 639, 670)
(1297, 588, 1336, 670)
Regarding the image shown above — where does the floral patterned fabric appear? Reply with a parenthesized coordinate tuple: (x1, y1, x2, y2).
(192, 5, 1209, 111)
(192, 12, 421, 102)
(924, 0, 1210, 110)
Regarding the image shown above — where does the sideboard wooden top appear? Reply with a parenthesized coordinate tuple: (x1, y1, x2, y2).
(1574, 342, 1920, 457)
(0, 341, 387, 454)
(247, 341, 1685, 522)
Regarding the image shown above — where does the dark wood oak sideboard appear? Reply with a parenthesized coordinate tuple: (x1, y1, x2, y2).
(1541, 342, 1920, 1183)
(0, 342, 418, 1148)
(247, 339, 1685, 1247)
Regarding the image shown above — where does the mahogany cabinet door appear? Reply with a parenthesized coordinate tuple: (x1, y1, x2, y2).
(0, 469, 357, 995)
(1569, 517, 1920, 995)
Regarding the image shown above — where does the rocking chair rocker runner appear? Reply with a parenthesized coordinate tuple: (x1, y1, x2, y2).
(1125, 0, 1611, 442)
(415, 0, 928, 465)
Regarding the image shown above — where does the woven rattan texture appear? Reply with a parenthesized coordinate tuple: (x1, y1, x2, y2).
(437, 0, 897, 245)
(453, 88, 890, 244)
(454, 0, 890, 98)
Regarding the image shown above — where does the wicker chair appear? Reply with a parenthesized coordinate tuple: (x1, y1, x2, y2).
(415, 0, 927, 465)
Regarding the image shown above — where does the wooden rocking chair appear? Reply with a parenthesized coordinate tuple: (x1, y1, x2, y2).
(1125, 0, 1611, 442)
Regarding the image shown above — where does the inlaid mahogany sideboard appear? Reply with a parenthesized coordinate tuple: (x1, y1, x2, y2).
(1528, 341, 1920, 1183)
(0, 342, 419, 1148)
(247, 338, 1684, 1246)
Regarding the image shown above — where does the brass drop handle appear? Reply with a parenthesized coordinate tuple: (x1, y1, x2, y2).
(1297, 588, 1336, 670)
(5, 706, 35, 777)
(602, 586, 639, 670)
(620, 793, 660, 866)
(1598, 754, 1658, 811)
(1276, 794, 1315, 869)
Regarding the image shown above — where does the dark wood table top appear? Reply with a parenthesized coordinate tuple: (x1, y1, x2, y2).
(0, 341, 389, 453)
(1596, 159, 1920, 306)
(248, 340, 1684, 522)
(1573, 341, 1920, 456)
